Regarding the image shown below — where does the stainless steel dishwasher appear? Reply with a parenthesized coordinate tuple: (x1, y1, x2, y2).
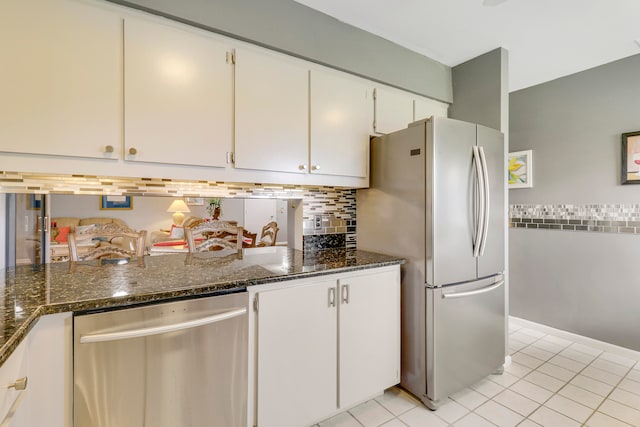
(73, 291, 248, 427)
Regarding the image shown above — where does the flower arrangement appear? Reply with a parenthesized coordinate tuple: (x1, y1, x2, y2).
(206, 198, 222, 219)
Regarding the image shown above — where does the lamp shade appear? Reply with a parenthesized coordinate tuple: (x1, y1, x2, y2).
(167, 199, 191, 225)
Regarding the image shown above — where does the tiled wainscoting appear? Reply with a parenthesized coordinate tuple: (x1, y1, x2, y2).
(510, 204, 640, 234)
(317, 319, 640, 427)
(0, 171, 357, 249)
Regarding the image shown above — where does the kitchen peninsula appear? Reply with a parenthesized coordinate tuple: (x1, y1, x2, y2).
(0, 247, 403, 427)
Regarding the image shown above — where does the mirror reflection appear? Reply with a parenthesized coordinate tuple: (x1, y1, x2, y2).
(4, 194, 293, 267)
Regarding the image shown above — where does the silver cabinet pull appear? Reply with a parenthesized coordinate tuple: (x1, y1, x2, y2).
(128, 147, 138, 155)
(80, 308, 246, 343)
(7, 377, 27, 391)
(328, 287, 336, 307)
(341, 284, 350, 304)
(298, 164, 307, 170)
(104, 145, 114, 153)
(311, 165, 320, 171)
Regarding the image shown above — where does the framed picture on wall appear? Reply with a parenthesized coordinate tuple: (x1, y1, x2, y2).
(185, 197, 204, 206)
(27, 194, 42, 210)
(100, 195, 133, 210)
(621, 130, 640, 185)
(508, 150, 533, 189)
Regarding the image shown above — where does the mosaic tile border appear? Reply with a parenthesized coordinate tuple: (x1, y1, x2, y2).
(510, 204, 640, 234)
(0, 171, 357, 248)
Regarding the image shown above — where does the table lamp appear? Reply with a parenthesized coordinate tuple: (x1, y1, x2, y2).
(167, 199, 191, 225)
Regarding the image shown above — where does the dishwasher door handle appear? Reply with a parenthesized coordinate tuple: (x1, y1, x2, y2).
(80, 307, 247, 344)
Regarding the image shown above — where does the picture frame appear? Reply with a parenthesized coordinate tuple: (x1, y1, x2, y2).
(185, 197, 204, 206)
(27, 194, 42, 210)
(621, 130, 640, 185)
(100, 195, 133, 210)
(508, 150, 533, 189)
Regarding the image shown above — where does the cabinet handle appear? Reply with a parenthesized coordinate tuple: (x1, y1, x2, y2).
(341, 284, 350, 304)
(298, 164, 307, 171)
(104, 145, 114, 153)
(7, 377, 27, 391)
(328, 287, 336, 307)
(311, 165, 320, 171)
(128, 147, 138, 155)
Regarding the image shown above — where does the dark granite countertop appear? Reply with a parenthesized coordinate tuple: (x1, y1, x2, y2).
(0, 247, 403, 367)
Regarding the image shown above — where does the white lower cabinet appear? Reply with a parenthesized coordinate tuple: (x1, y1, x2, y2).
(0, 340, 28, 427)
(0, 313, 71, 427)
(251, 266, 400, 427)
(26, 312, 72, 427)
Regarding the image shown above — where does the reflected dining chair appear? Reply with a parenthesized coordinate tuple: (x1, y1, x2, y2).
(257, 221, 279, 247)
(240, 229, 257, 248)
(184, 220, 244, 254)
(67, 222, 147, 271)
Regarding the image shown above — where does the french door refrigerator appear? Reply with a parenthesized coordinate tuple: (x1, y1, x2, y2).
(357, 116, 506, 409)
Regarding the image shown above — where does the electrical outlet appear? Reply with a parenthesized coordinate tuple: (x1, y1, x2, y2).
(314, 215, 322, 230)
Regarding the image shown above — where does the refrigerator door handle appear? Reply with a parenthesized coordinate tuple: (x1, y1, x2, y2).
(478, 146, 490, 256)
(441, 280, 504, 299)
(472, 146, 485, 258)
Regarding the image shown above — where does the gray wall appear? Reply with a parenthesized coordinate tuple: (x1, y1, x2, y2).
(108, 0, 452, 103)
(450, 47, 509, 132)
(509, 54, 640, 351)
(510, 54, 640, 204)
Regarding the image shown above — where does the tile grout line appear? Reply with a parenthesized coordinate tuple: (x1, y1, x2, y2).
(508, 332, 599, 425)
(510, 330, 640, 426)
(582, 361, 636, 427)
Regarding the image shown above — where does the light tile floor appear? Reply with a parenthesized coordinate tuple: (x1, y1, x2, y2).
(314, 320, 640, 427)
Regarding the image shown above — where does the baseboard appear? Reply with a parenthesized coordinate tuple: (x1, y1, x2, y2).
(509, 316, 640, 361)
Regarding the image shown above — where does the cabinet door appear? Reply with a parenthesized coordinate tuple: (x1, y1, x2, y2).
(0, 340, 28, 427)
(373, 87, 414, 134)
(310, 69, 371, 178)
(27, 313, 72, 427)
(414, 96, 449, 121)
(235, 48, 309, 173)
(124, 17, 232, 167)
(257, 280, 337, 427)
(0, 0, 122, 159)
(338, 268, 401, 408)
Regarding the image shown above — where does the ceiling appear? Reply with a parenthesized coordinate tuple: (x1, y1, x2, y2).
(293, 0, 640, 92)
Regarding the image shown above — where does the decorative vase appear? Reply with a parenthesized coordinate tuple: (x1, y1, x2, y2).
(213, 207, 221, 220)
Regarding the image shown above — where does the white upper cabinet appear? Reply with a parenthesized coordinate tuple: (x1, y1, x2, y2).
(0, 0, 122, 159)
(414, 95, 449, 121)
(234, 48, 309, 174)
(310, 69, 371, 178)
(373, 87, 414, 134)
(124, 16, 232, 167)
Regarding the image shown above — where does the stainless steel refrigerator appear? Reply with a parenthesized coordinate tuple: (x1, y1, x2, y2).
(357, 116, 506, 409)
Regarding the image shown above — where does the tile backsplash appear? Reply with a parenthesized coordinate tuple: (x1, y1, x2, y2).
(0, 171, 357, 249)
(510, 204, 640, 234)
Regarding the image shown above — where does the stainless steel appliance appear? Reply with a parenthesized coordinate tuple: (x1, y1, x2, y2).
(357, 116, 506, 409)
(74, 292, 248, 427)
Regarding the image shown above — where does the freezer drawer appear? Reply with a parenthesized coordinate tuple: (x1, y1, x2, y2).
(74, 292, 248, 427)
(426, 276, 505, 406)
